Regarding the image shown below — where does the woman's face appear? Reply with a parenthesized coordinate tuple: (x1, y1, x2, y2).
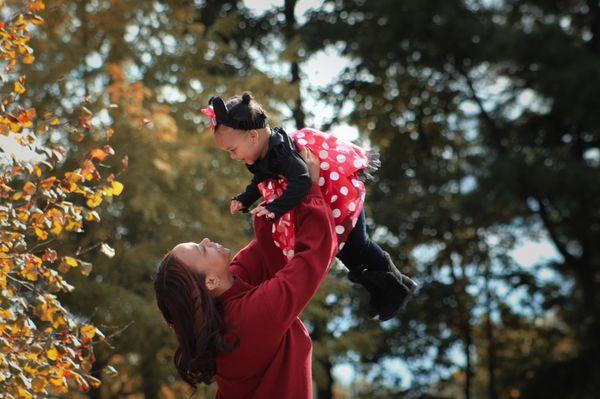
(171, 238, 231, 277)
(214, 125, 262, 164)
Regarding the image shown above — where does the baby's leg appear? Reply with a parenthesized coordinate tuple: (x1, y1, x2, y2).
(336, 208, 388, 273)
(337, 207, 417, 321)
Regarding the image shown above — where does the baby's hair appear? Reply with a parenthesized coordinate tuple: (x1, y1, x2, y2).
(223, 92, 269, 130)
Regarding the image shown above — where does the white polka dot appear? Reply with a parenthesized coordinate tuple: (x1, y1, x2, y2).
(320, 162, 330, 170)
(298, 138, 307, 145)
(348, 202, 356, 211)
(336, 154, 346, 162)
(272, 224, 276, 233)
(352, 179, 361, 187)
(332, 209, 341, 218)
(274, 241, 280, 247)
(352, 218, 357, 227)
(323, 142, 329, 149)
(296, 132, 305, 138)
(339, 242, 345, 250)
(353, 159, 363, 168)
(335, 225, 345, 234)
(268, 182, 273, 189)
(319, 150, 329, 159)
(330, 195, 338, 203)
(330, 171, 339, 181)
(318, 177, 325, 186)
(361, 193, 366, 201)
(287, 250, 295, 258)
(340, 186, 349, 195)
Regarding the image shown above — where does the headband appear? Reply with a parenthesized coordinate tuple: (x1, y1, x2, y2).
(200, 96, 267, 132)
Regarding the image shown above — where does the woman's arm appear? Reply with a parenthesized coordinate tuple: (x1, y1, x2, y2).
(229, 148, 319, 286)
(229, 212, 287, 285)
(253, 181, 337, 330)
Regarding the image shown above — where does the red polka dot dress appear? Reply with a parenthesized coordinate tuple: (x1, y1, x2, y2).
(257, 127, 374, 260)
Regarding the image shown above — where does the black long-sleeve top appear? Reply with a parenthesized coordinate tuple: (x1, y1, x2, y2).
(233, 127, 312, 220)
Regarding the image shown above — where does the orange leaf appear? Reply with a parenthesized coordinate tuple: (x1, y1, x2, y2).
(23, 181, 36, 196)
(27, 1, 45, 11)
(88, 148, 108, 162)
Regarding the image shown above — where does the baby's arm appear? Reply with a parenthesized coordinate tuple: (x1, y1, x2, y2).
(263, 150, 313, 220)
(233, 174, 262, 212)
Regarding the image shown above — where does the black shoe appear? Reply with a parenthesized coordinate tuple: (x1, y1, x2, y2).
(364, 252, 417, 321)
(359, 270, 412, 321)
(347, 257, 417, 320)
(347, 267, 380, 319)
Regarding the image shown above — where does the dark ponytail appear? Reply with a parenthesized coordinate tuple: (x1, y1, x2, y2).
(241, 91, 253, 105)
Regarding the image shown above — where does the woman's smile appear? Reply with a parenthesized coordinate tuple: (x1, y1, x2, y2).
(203, 239, 230, 255)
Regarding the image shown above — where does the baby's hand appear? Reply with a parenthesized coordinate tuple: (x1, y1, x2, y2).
(250, 205, 275, 219)
(230, 199, 245, 215)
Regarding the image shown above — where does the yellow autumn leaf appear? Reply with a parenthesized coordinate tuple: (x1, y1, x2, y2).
(50, 118, 60, 125)
(111, 180, 124, 196)
(63, 256, 78, 267)
(23, 181, 36, 196)
(86, 192, 103, 208)
(17, 387, 33, 399)
(80, 324, 96, 339)
(34, 225, 48, 240)
(11, 191, 23, 201)
(23, 54, 35, 64)
(64, 171, 82, 183)
(14, 81, 26, 94)
(47, 348, 58, 361)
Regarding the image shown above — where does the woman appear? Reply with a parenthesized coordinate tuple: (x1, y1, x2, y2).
(154, 149, 338, 398)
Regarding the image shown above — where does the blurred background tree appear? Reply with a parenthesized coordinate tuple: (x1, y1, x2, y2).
(5, 0, 599, 398)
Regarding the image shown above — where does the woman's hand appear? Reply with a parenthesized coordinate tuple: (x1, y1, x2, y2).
(231, 199, 244, 215)
(301, 147, 320, 183)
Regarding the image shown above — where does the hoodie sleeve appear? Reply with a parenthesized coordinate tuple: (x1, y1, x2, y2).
(229, 213, 287, 286)
(252, 182, 338, 331)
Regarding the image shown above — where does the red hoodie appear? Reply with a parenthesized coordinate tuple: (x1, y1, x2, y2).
(215, 183, 338, 399)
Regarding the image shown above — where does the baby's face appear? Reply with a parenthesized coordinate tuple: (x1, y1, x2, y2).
(214, 125, 262, 164)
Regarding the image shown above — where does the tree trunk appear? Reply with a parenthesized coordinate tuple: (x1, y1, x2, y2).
(140, 348, 161, 399)
(485, 269, 498, 399)
(88, 353, 108, 399)
(463, 308, 473, 399)
(316, 359, 334, 399)
(284, 0, 306, 129)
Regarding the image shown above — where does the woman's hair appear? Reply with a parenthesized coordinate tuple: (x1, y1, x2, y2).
(222, 91, 269, 130)
(153, 252, 235, 392)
